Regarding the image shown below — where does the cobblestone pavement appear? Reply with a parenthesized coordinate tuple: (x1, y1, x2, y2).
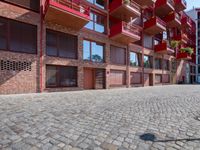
(1, 85, 200, 150)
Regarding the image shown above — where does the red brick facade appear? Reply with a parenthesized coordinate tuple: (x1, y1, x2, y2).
(0, 0, 196, 94)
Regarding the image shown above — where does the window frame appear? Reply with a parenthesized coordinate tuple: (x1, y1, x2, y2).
(85, 11, 107, 34)
(46, 65, 78, 88)
(83, 39, 105, 63)
(130, 51, 141, 67)
(154, 58, 162, 70)
(46, 29, 78, 59)
(110, 45, 126, 65)
(3, 0, 40, 12)
(0, 17, 37, 54)
(143, 55, 152, 68)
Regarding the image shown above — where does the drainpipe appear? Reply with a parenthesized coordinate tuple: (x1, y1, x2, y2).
(40, 1, 44, 93)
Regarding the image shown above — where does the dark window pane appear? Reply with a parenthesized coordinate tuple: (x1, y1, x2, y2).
(46, 66, 57, 86)
(144, 55, 152, 68)
(0, 18, 7, 49)
(10, 21, 37, 54)
(110, 46, 126, 65)
(46, 30, 77, 59)
(46, 31, 57, 56)
(59, 34, 77, 59)
(59, 66, 77, 87)
(163, 60, 169, 70)
(5, 0, 40, 11)
(155, 58, 161, 69)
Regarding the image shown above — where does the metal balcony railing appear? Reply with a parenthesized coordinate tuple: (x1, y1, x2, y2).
(167, 0, 174, 6)
(44, 0, 90, 16)
(122, 22, 141, 36)
(156, 17, 166, 27)
(123, 0, 140, 12)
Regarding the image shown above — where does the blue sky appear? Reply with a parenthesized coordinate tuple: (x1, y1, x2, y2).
(185, 0, 200, 11)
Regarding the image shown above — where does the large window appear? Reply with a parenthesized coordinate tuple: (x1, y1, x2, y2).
(163, 59, 169, 70)
(4, 0, 40, 12)
(0, 17, 37, 54)
(144, 55, 152, 68)
(83, 40, 104, 62)
(85, 12, 106, 34)
(130, 52, 140, 67)
(46, 30, 77, 59)
(110, 46, 126, 65)
(155, 58, 162, 70)
(46, 65, 77, 87)
(87, 0, 105, 9)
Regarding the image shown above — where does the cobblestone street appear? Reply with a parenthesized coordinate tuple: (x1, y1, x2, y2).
(1, 85, 200, 150)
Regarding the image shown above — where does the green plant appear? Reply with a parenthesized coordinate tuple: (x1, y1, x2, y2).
(180, 47, 194, 55)
(123, 0, 130, 5)
(170, 40, 180, 49)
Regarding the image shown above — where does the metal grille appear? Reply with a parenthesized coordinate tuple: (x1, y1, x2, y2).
(0, 60, 32, 71)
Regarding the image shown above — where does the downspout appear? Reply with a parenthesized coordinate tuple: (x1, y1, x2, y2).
(40, 0, 44, 93)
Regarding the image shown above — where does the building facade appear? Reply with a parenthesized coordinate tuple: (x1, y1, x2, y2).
(187, 8, 200, 83)
(0, 0, 196, 94)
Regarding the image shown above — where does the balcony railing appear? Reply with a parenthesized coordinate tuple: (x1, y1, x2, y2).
(128, 0, 141, 12)
(167, 0, 174, 6)
(157, 17, 167, 27)
(122, 22, 141, 36)
(110, 21, 141, 44)
(44, 0, 90, 16)
(144, 17, 166, 35)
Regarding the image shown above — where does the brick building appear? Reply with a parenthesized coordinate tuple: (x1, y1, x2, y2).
(187, 8, 200, 83)
(0, 0, 196, 94)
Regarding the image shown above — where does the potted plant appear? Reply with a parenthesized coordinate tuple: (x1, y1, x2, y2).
(124, 0, 130, 5)
(170, 40, 180, 49)
(180, 47, 194, 55)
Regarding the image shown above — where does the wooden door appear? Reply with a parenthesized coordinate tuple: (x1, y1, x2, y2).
(84, 68, 94, 89)
(144, 73, 150, 86)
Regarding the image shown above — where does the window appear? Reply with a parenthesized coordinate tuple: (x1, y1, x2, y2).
(130, 52, 140, 67)
(198, 56, 200, 65)
(46, 65, 77, 87)
(0, 17, 37, 54)
(83, 40, 104, 62)
(155, 58, 162, 70)
(163, 60, 169, 70)
(85, 12, 106, 33)
(198, 66, 200, 74)
(144, 55, 152, 68)
(0, 18, 7, 50)
(4, 0, 40, 12)
(110, 46, 126, 65)
(87, 0, 105, 9)
(46, 30, 77, 59)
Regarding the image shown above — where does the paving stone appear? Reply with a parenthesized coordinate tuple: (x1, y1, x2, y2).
(1, 85, 200, 149)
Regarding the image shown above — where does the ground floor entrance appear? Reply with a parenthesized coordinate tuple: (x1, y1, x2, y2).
(84, 68, 105, 90)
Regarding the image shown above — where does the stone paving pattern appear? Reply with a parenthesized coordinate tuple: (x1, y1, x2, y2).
(1, 85, 200, 150)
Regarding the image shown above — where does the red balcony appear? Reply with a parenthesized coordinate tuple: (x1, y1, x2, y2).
(144, 17, 166, 35)
(181, 17, 192, 28)
(109, 0, 141, 21)
(109, 22, 141, 44)
(174, 0, 187, 12)
(133, 0, 156, 8)
(173, 33, 188, 44)
(155, 0, 175, 17)
(176, 52, 192, 60)
(163, 12, 181, 28)
(154, 42, 175, 54)
(44, 0, 90, 30)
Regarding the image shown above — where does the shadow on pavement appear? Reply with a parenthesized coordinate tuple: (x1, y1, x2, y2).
(140, 133, 200, 142)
